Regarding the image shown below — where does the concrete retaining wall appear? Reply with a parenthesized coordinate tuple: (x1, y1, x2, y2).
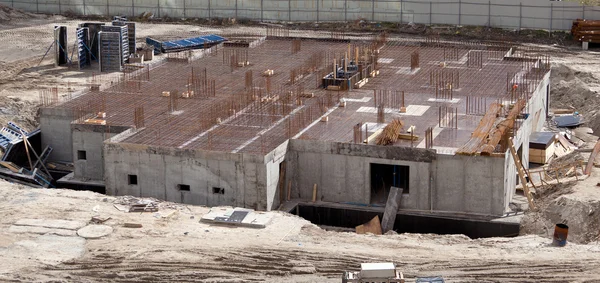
(433, 154, 505, 215)
(72, 123, 129, 181)
(1, 0, 599, 31)
(501, 70, 550, 211)
(40, 107, 74, 163)
(103, 129, 284, 210)
(287, 139, 434, 210)
(287, 139, 507, 216)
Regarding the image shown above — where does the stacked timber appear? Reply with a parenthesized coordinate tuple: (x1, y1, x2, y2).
(376, 119, 404, 146)
(572, 19, 600, 43)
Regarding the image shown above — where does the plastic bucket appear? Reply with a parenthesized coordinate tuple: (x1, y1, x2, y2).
(553, 223, 569, 247)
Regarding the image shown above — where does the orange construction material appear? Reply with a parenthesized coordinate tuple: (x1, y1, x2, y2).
(456, 103, 503, 155)
(480, 99, 525, 155)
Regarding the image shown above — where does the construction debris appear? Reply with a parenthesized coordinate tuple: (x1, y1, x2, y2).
(342, 262, 404, 283)
(381, 187, 403, 234)
(113, 196, 160, 212)
(0, 121, 52, 188)
(355, 216, 382, 235)
(123, 223, 143, 228)
(200, 207, 273, 228)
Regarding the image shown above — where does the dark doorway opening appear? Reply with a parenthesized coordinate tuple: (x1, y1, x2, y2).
(370, 163, 409, 204)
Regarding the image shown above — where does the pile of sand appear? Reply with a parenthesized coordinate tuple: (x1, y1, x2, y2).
(0, 4, 38, 22)
(551, 63, 600, 132)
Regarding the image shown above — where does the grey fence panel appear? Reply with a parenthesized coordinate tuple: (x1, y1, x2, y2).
(320, 0, 345, 22)
(290, 0, 316, 22)
(429, 1, 459, 26)
(1, 0, 599, 31)
(461, 1, 490, 27)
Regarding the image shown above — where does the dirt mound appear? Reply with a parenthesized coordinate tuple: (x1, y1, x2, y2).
(550, 63, 600, 132)
(0, 4, 37, 22)
(522, 193, 600, 244)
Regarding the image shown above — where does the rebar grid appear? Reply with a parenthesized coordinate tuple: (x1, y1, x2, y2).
(45, 29, 550, 155)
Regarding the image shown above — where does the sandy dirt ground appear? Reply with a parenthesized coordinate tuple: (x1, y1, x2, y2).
(2, 4, 600, 282)
(1, 182, 600, 283)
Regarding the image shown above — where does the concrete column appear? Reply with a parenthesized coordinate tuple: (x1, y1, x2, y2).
(316, 0, 319, 22)
(518, 2, 522, 31)
(344, 0, 347, 22)
(372, 0, 375, 22)
(400, 0, 403, 24)
(488, 1, 491, 27)
(458, 0, 461, 25)
(429, 2, 432, 25)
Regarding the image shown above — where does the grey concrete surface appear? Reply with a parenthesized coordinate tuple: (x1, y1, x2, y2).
(72, 124, 129, 181)
(103, 129, 280, 210)
(76, 224, 113, 239)
(40, 107, 74, 163)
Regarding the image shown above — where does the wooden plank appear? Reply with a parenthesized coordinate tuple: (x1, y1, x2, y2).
(364, 128, 383, 144)
(508, 138, 536, 210)
(286, 180, 292, 201)
(456, 103, 502, 155)
(312, 184, 317, 202)
(397, 133, 419, 140)
(0, 161, 21, 173)
(480, 99, 525, 155)
(277, 162, 286, 204)
(381, 187, 403, 234)
(585, 139, 600, 175)
(355, 215, 382, 235)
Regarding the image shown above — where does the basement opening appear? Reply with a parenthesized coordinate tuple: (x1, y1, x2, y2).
(370, 163, 409, 204)
(291, 203, 519, 239)
(178, 184, 190, 191)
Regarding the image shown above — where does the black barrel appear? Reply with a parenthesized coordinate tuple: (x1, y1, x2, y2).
(553, 223, 569, 247)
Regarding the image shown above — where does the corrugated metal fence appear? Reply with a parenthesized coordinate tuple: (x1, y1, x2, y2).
(1, 0, 599, 31)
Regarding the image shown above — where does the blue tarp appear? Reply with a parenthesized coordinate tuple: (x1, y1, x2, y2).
(146, 34, 227, 54)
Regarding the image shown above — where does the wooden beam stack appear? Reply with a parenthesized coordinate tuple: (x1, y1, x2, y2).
(572, 19, 600, 43)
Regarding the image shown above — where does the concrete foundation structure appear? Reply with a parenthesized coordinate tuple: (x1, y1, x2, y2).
(40, 32, 550, 217)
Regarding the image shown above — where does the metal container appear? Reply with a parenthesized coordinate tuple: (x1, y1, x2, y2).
(553, 223, 569, 247)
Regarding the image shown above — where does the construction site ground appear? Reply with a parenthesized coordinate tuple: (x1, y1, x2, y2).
(2, 5, 600, 282)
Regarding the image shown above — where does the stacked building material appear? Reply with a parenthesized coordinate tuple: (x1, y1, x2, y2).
(572, 19, 600, 43)
(76, 27, 92, 70)
(98, 31, 123, 72)
(112, 20, 136, 55)
(146, 34, 227, 54)
(53, 26, 68, 66)
(376, 119, 404, 146)
(101, 25, 129, 65)
(79, 22, 105, 59)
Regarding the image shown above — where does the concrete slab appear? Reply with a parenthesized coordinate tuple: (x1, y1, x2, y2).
(13, 219, 87, 230)
(14, 235, 86, 265)
(201, 207, 273, 228)
(77, 225, 113, 239)
(8, 225, 77, 236)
